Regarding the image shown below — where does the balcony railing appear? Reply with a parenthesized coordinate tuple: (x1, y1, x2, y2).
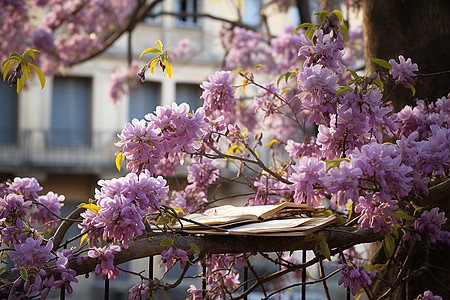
(0, 130, 120, 174)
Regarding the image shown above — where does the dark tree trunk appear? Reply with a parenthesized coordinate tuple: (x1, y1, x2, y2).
(362, 0, 450, 112)
(362, 2, 450, 298)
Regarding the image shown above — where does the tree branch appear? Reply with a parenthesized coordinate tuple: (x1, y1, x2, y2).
(69, 226, 382, 276)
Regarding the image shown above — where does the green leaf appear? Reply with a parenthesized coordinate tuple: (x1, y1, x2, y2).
(29, 64, 46, 89)
(314, 11, 328, 23)
(365, 263, 385, 271)
(319, 239, 331, 261)
(284, 71, 291, 83)
(20, 266, 28, 280)
(372, 58, 392, 70)
(115, 151, 122, 171)
(373, 77, 384, 91)
(345, 68, 359, 80)
(293, 23, 311, 36)
(189, 243, 200, 255)
(391, 226, 399, 238)
(160, 237, 173, 247)
(156, 216, 164, 226)
(336, 86, 353, 97)
(392, 209, 416, 221)
(383, 234, 395, 259)
(409, 84, 416, 96)
(305, 27, 314, 40)
(339, 24, 348, 41)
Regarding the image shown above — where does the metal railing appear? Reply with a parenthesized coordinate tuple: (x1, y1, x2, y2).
(0, 129, 120, 174)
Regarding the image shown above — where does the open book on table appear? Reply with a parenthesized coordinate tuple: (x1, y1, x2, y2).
(180, 215, 336, 236)
(172, 202, 336, 236)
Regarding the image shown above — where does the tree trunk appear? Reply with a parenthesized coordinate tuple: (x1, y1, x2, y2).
(362, 0, 450, 112)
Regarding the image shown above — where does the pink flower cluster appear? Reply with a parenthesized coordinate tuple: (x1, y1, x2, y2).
(117, 103, 208, 174)
(404, 208, 448, 243)
(388, 55, 418, 88)
(89, 244, 122, 280)
(338, 264, 376, 296)
(79, 170, 168, 249)
(200, 71, 235, 115)
(108, 61, 141, 105)
(161, 245, 189, 269)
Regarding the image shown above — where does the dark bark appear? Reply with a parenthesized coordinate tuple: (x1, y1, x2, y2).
(362, 0, 450, 112)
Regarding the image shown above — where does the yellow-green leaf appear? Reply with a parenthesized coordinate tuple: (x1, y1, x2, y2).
(293, 23, 311, 36)
(16, 77, 25, 94)
(409, 84, 416, 96)
(149, 58, 158, 76)
(23, 49, 39, 60)
(189, 243, 200, 255)
(241, 78, 247, 93)
(139, 48, 161, 59)
(2, 61, 15, 81)
(383, 234, 395, 259)
(20, 266, 28, 281)
(355, 288, 364, 300)
(365, 263, 385, 271)
(166, 60, 173, 79)
(281, 87, 291, 95)
(79, 203, 101, 215)
(156, 40, 163, 50)
(80, 233, 89, 246)
(319, 239, 331, 260)
(115, 151, 122, 171)
(392, 209, 416, 221)
(372, 58, 392, 70)
(347, 201, 353, 222)
(29, 64, 46, 89)
(160, 237, 173, 247)
(332, 10, 343, 22)
(265, 139, 279, 147)
(22, 63, 32, 81)
(373, 77, 383, 91)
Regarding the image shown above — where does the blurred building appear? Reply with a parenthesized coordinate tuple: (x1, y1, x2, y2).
(0, 0, 351, 299)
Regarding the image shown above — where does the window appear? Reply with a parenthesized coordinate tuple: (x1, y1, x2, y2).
(129, 82, 160, 121)
(144, 1, 162, 24)
(175, 83, 202, 111)
(243, 0, 262, 27)
(0, 80, 18, 145)
(50, 77, 91, 148)
(176, 0, 200, 27)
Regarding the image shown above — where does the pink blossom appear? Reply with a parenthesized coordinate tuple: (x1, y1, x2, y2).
(388, 55, 418, 88)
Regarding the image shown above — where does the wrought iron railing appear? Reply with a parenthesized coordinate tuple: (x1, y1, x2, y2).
(0, 129, 120, 173)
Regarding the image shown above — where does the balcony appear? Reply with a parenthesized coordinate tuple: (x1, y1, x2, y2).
(0, 130, 120, 174)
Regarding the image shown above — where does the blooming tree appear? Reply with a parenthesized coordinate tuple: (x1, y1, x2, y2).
(1, 1, 449, 299)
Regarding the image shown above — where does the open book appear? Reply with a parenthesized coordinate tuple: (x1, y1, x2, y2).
(173, 202, 336, 236)
(180, 215, 336, 236)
